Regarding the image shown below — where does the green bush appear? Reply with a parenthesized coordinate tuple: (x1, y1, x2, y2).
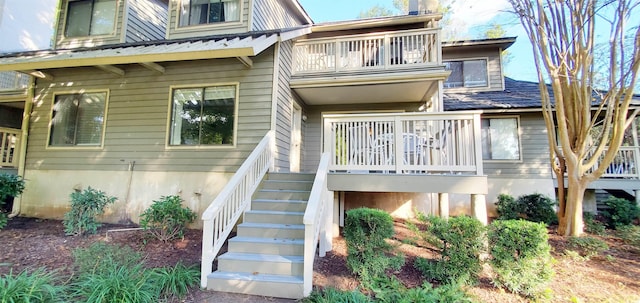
(414, 215, 485, 285)
(0, 173, 25, 230)
(303, 287, 372, 303)
(600, 196, 640, 229)
(71, 263, 158, 303)
(495, 193, 519, 220)
(566, 236, 609, 258)
(139, 195, 196, 242)
(616, 225, 640, 248)
(0, 268, 66, 303)
(73, 242, 143, 277)
(344, 208, 404, 283)
(63, 187, 117, 236)
(583, 212, 606, 235)
(517, 193, 557, 225)
(366, 275, 473, 303)
(488, 220, 553, 298)
(151, 262, 199, 299)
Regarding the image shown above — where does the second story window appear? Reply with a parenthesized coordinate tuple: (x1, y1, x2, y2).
(444, 59, 488, 88)
(179, 0, 240, 27)
(65, 0, 117, 37)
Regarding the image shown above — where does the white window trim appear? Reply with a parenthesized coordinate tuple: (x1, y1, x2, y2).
(46, 89, 110, 150)
(481, 115, 523, 163)
(61, 0, 119, 40)
(165, 82, 240, 150)
(443, 57, 490, 91)
(173, 0, 244, 31)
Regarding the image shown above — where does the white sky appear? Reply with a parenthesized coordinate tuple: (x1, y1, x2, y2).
(0, 0, 57, 52)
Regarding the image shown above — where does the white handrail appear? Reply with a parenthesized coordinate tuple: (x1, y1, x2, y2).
(200, 131, 274, 288)
(587, 146, 639, 179)
(302, 153, 333, 296)
(0, 127, 20, 167)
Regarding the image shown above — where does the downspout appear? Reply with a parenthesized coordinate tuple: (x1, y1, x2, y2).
(10, 76, 35, 217)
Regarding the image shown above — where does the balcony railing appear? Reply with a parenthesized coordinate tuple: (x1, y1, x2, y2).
(293, 28, 441, 75)
(0, 127, 20, 167)
(323, 112, 483, 175)
(588, 146, 639, 179)
(0, 71, 29, 91)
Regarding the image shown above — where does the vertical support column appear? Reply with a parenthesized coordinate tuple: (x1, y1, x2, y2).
(635, 189, 640, 207)
(438, 192, 449, 219)
(333, 191, 340, 236)
(471, 194, 488, 225)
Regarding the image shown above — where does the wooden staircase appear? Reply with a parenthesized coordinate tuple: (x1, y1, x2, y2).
(206, 172, 315, 299)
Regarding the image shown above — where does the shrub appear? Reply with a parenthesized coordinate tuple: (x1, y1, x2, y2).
(70, 263, 158, 303)
(583, 212, 606, 235)
(517, 193, 557, 225)
(366, 275, 473, 303)
(303, 287, 372, 303)
(495, 193, 519, 220)
(0, 173, 25, 230)
(414, 215, 485, 285)
(139, 195, 196, 242)
(73, 242, 143, 277)
(63, 187, 116, 236)
(0, 268, 66, 303)
(566, 236, 609, 258)
(151, 262, 199, 299)
(344, 208, 404, 283)
(616, 225, 640, 248)
(488, 220, 553, 298)
(600, 196, 640, 229)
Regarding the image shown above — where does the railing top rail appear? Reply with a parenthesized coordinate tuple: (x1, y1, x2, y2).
(0, 127, 21, 133)
(323, 110, 483, 121)
(201, 131, 273, 220)
(294, 28, 440, 45)
(303, 153, 331, 225)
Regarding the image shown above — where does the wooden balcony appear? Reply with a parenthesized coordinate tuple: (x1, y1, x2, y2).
(322, 112, 487, 195)
(291, 29, 448, 105)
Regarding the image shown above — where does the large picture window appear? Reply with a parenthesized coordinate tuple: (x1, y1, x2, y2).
(481, 117, 521, 160)
(179, 0, 240, 27)
(65, 0, 117, 37)
(444, 59, 488, 88)
(49, 92, 107, 147)
(169, 85, 237, 146)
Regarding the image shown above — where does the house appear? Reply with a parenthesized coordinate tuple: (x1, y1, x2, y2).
(0, 0, 638, 299)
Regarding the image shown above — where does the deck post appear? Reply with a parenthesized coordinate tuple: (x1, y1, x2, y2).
(636, 190, 640, 207)
(470, 194, 487, 225)
(438, 193, 449, 219)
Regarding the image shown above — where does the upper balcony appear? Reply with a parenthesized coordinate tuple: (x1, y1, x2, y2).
(290, 28, 449, 106)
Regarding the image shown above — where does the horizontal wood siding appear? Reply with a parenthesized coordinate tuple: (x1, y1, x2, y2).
(27, 50, 275, 172)
(442, 48, 503, 91)
(166, 0, 250, 39)
(252, 0, 305, 31)
(125, 0, 168, 42)
(55, 0, 126, 49)
(482, 113, 552, 178)
(274, 41, 293, 171)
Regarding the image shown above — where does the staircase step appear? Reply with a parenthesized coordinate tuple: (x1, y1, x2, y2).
(217, 252, 303, 276)
(244, 210, 304, 225)
(207, 271, 304, 299)
(267, 173, 315, 181)
(252, 199, 307, 212)
(228, 237, 304, 255)
(262, 180, 313, 191)
(237, 222, 305, 238)
(254, 189, 310, 200)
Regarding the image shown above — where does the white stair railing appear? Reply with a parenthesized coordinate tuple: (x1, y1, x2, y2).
(302, 153, 333, 296)
(0, 127, 20, 167)
(200, 131, 274, 288)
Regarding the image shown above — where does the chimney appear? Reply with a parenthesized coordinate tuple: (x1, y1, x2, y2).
(409, 0, 439, 15)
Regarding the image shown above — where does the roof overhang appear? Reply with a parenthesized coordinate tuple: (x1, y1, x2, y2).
(311, 14, 443, 33)
(443, 37, 517, 51)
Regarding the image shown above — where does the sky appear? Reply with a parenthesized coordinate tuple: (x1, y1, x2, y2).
(0, 0, 57, 53)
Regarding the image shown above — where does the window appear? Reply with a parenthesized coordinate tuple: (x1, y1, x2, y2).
(169, 85, 237, 146)
(49, 92, 107, 147)
(65, 0, 117, 37)
(481, 117, 520, 160)
(179, 0, 240, 27)
(444, 59, 488, 88)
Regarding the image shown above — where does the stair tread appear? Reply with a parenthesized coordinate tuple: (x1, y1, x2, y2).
(253, 199, 308, 203)
(238, 222, 304, 230)
(258, 189, 310, 193)
(229, 237, 304, 245)
(245, 210, 304, 215)
(218, 252, 304, 263)
(209, 271, 303, 283)
(263, 180, 314, 184)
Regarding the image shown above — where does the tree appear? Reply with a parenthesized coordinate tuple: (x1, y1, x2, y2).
(358, 5, 395, 19)
(508, 0, 640, 236)
(483, 22, 512, 68)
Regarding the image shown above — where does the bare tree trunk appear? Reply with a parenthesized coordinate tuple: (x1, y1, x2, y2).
(560, 166, 586, 237)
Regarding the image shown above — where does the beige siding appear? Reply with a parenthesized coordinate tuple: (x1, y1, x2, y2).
(273, 41, 293, 171)
(27, 50, 275, 173)
(442, 48, 503, 91)
(166, 0, 250, 39)
(482, 112, 552, 178)
(251, 0, 305, 31)
(55, 0, 126, 49)
(125, 0, 168, 42)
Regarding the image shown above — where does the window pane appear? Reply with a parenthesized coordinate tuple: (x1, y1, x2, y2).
(179, 0, 239, 26)
(50, 95, 80, 145)
(76, 93, 106, 144)
(90, 0, 116, 35)
(444, 61, 463, 88)
(66, 0, 92, 37)
(50, 92, 106, 146)
(170, 88, 203, 145)
(463, 60, 488, 87)
(201, 86, 235, 145)
(482, 118, 520, 160)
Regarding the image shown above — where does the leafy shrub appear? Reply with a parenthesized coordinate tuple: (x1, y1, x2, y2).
(0, 214, 7, 231)
(63, 187, 116, 236)
(139, 195, 196, 242)
(151, 262, 199, 299)
(73, 242, 143, 276)
(517, 193, 557, 225)
(616, 225, 640, 248)
(600, 196, 640, 229)
(70, 263, 158, 303)
(0, 173, 25, 230)
(583, 212, 606, 235)
(488, 220, 553, 298)
(303, 287, 372, 303)
(566, 236, 609, 258)
(495, 193, 519, 220)
(414, 215, 485, 285)
(0, 268, 66, 303)
(366, 275, 473, 303)
(344, 208, 404, 283)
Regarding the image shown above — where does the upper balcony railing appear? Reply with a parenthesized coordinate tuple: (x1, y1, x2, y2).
(0, 71, 29, 92)
(323, 111, 483, 175)
(293, 28, 441, 75)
